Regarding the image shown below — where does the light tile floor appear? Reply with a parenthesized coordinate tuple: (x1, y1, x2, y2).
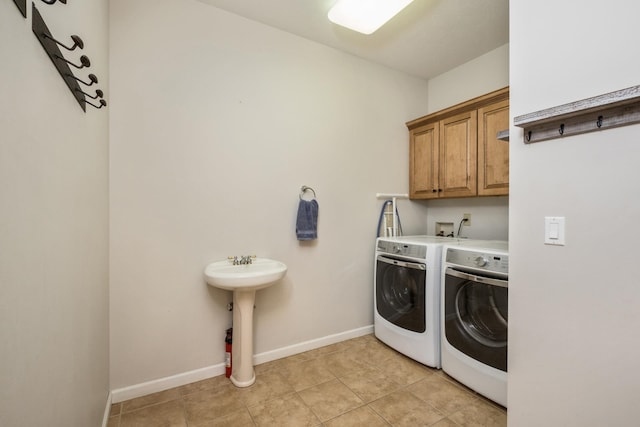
(108, 334, 506, 426)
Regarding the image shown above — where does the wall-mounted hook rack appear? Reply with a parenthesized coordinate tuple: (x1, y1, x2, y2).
(31, 4, 107, 112)
(32, 4, 86, 111)
(13, 0, 27, 17)
(514, 85, 640, 144)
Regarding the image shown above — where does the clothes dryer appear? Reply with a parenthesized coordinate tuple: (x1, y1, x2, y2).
(374, 235, 454, 368)
(441, 240, 509, 407)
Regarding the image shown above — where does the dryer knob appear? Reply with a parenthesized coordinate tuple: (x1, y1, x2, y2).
(393, 245, 402, 253)
(474, 256, 488, 267)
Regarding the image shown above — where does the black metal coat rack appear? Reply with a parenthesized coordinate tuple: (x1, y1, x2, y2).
(31, 3, 107, 112)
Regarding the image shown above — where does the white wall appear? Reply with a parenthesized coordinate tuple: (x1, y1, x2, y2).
(109, 0, 429, 391)
(417, 44, 510, 241)
(509, 1, 640, 425)
(0, 1, 110, 426)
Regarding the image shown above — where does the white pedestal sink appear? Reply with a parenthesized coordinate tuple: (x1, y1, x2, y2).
(204, 258, 287, 387)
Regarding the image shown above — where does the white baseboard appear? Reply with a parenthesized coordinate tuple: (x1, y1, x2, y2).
(102, 391, 112, 427)
(111, 325, 373, 404)
(253, 325, 373, 365)
(111, 363, 226, 403)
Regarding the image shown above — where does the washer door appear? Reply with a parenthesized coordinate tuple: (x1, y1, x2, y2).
(444, 268, 508, 371)
(375, 255, 426, 333)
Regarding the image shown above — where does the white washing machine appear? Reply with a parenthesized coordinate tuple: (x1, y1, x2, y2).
(441, 240, 509, 407)
(374, 235, 455, 368)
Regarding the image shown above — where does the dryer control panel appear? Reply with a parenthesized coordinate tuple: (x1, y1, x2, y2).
(446, 249, 508, 275)
(377, 240, 427, 259)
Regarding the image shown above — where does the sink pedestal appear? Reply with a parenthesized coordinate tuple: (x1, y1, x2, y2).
(230, 289, 257, 387)
(204, 257, 287, 388)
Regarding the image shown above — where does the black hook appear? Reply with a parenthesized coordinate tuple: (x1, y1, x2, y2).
(40, 0, 67, 4)
(43, 33, 83, 51)
(76, 88, 103, 100)
(67, 73, 98, 86)
(86, 99, 107, 109)
(55, 54, 90, 69)
(526, 130, 532, 142)
(597, 115, 603, 128)
(559, 124, 565, 136)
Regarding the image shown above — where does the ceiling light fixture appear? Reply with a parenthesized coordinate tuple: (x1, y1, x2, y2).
(328, 0, 415, 35)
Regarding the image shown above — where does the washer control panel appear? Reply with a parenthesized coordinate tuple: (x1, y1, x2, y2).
(446, 248, 508, 274)
(377, 240, 427, 259)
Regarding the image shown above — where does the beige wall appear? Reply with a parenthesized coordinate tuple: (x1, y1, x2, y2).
(509, 1, 640, 425)
(109, 0, 430, 393)
(0, 1, 110, 426)
(427, 44, 509, 114)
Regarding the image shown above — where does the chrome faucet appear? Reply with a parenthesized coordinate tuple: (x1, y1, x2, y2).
(228, 255, 255, 265)
(240, 255, 254, 265)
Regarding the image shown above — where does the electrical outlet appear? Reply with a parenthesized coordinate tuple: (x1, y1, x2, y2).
(463, 213, 471, 226)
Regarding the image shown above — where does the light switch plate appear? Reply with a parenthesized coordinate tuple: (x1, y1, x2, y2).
(545, 216, 565, 246)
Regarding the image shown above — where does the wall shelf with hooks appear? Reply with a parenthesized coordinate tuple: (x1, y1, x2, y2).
(31, 4, 107, 112)
(32, 4, 86, 111)
(514, 85, 640, 144)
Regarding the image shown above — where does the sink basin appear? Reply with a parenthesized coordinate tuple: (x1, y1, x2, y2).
(204, 258, 287, 291)
(204, 257, 287, 388)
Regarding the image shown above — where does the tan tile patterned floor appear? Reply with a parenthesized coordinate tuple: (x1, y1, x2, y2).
(108, 334, 506, 427)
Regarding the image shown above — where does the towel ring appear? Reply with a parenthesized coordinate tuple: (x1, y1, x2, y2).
(300, 185, 316, 201)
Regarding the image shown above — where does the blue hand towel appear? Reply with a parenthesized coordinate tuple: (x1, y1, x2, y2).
(296, 199, 318, 240)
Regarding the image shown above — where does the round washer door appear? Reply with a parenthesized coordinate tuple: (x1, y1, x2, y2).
(375, 255, 426, 333)
(455, 282, 507, 347)
(443, 269, 508, 372)
(381, 266, 418, 313)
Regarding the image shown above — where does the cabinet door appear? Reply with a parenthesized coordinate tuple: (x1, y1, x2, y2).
(478, 100, 509, 196)
(439, 111, 477, 198)
(410, 122, 439, 199)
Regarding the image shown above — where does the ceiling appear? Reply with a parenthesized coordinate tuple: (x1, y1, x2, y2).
(195, 0, 509, 80)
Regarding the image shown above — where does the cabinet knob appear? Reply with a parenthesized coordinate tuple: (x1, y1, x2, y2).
(438, 189, 443, 192)
(432, 189, 437, 193)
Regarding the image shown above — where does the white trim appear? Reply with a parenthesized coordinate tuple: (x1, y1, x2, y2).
(110, 325, 373, 403)
(111, 363, 225, 403)
(101, 391, 112, 427)
(253, 325, 373, 365)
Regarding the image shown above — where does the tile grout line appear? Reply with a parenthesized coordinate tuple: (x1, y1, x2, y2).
(180, 395, 190, 427)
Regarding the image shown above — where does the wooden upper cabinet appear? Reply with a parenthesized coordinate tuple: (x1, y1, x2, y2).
(410, 122, 439, 199)
(407, 87, 509, 200)
(440, 111, 477, 198)
(478, 99, 509, 196)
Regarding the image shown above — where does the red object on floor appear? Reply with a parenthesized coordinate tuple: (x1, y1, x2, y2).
(225, 328, 232, 378)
